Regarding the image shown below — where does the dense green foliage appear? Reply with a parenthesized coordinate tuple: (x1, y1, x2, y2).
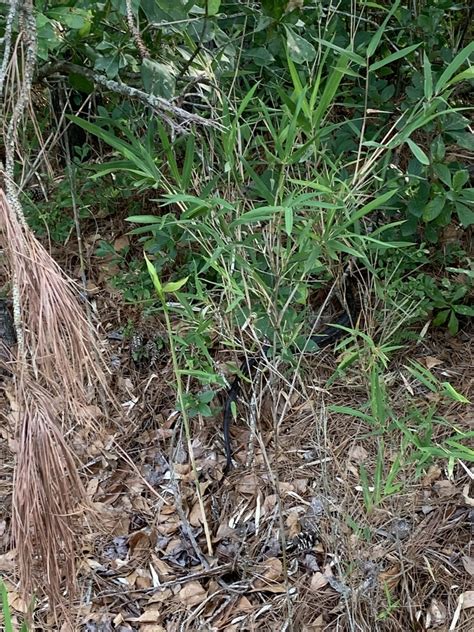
(1, 3, 473, 626)
(2, 0, 473, 448)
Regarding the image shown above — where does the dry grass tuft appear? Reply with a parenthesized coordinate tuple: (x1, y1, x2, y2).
(0, 189, 110, 421)
(12, 370, 87, 604)
(1, 190, 114, 604)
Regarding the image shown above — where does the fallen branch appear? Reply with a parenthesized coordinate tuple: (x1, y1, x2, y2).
(36, 61, 224, 133)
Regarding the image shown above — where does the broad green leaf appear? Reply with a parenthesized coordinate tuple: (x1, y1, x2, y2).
(447, 311, 459, 335)
(407, 139, 430, 165)
(241, 158, 275, 204)
(181, 133, 195, 190)
(141, 59, 175, 99)
(141, 0, 191, 21)
(288, 178, 333, 193)
(208, 0, 221, 16)
(179, 369, 222, 383)
(286, 51, 312, 120)
(423, 196, 445, 222)
(433, 163, 451, 188)
(287, 47, 305, 94)
(447, 67, 474, 86)
(405, 361, 437, 392)
(433, 309, 449, 326)
(47, 6, 89, 29)
(446, 266, 474, 279)
(1, 581, 14, 632)
(448, 131, 474, 151)
(88, 159, 150, 179)
(237, 83, 260, 118)
(67, 115, 161, 184)
(435, 41, 474, 94)
(313, 54, 350, 130)
(127, 214, 162, 223)
(328, 405, 375, 423)
(452, 170, 469, 190)
(246, 47, 274, 66)
(455, 202, 474, 228)
(454, 304, 474, 316)
(370, 43, 420, 72)
(286, 28, 316, 64)
(94, 52, 122, 79)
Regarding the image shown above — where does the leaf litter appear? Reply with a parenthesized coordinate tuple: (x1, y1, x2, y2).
(0, 250, 473, 631)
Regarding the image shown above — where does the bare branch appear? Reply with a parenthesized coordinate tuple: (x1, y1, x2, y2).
(36, 61, 224, 132)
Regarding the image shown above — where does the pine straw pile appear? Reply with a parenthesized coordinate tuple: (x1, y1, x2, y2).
(1, 285, 473, 630)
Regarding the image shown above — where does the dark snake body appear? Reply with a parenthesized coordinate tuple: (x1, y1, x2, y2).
(223, 281, 357, 471)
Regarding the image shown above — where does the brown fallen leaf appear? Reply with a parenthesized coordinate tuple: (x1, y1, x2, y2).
(425, 598, 446, 628)
(310, 572, 329, 592)
(234, 596, 253, 613)
(423, 356, 443, 369)
(0, 549, 16, 572)
(461, 591, 474, 609)
(129, 609, 161, 623)
(215, 522, 236, 540)
(433, 480, 458, 498)
(147, 588, 173, 605)
(462, 556, 474, 576)
(114, 235, 130, 251)
(179, 580, 207, 608)
(262, 494, 277, 515)
(189, 498, 206, 527)
(302, 615, 324, 631)
(8, 591, 29, 614)
(253, 557, 283, 590)
(286, 511, 300, 538)
(380, 564, 401, 591)
(348, 445, 369, 463)
(422, 465, 442, 487)
(128, 529, 152, 556)
(236, 473, 260, 495)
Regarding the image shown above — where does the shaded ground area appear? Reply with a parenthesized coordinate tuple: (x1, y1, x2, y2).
(0, 240, 473, 631)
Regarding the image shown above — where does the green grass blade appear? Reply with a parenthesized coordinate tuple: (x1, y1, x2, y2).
(369, 43, 420, 73)
(1, 582, 14, 632)
(366, 0, 400, 58)
(435, 41, 474, 94)
(313, 54, 350, 130)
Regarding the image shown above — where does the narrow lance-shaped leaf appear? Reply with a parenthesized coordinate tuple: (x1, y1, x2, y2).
(435, 41, 474, 94)
(341, 189, 398, 229)
(407, 138, 430, 165)
(369, 43, 421, 73)
(423, 52, 433, 99)
(366, 0, 400, 58)
(144, 254, 163, 299)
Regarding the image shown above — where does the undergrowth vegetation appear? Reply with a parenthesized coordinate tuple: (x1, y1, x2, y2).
(1, 1, 473, 630)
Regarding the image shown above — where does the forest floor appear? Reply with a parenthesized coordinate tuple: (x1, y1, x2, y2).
(0, 222, 473, 632)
